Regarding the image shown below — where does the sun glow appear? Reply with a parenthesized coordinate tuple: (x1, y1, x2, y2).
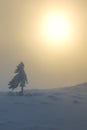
(42, 12, 72, 44)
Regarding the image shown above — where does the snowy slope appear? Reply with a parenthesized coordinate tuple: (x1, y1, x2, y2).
(0, 83, 87, 130)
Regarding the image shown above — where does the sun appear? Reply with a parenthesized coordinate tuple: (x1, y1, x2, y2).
(42, 12, 71, 44)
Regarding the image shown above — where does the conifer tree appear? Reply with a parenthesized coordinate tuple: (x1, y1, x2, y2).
(8, 62, 28, 95)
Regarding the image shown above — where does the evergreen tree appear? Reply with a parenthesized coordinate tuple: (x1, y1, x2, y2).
(8, 62, 28, 95)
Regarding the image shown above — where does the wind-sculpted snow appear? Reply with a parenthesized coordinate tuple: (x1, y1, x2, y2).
(0, 83, 87, 130)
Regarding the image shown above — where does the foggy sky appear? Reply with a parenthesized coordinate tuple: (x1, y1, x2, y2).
(0, 0, 86, 91)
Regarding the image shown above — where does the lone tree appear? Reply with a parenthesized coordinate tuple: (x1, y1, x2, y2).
(8, 62, 28, 95)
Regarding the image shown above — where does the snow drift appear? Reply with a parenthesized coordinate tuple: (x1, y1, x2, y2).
(0, 83, 87, 130)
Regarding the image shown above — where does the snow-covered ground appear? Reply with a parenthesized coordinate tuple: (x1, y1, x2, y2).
(0, 83, 87, 130)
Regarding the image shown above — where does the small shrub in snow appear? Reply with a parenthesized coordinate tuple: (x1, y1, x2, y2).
(8, 62, 28, 95)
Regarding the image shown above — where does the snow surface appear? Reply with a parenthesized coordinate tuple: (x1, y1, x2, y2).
(0, 83, 87, 130)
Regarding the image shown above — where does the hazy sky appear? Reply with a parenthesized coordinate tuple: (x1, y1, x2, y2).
(0, 0, 86, 91)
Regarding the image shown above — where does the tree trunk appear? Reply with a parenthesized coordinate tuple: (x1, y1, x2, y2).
(21, 87, 24, 96)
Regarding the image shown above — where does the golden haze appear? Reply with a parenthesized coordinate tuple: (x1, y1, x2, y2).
(0, 0, 86, 90)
